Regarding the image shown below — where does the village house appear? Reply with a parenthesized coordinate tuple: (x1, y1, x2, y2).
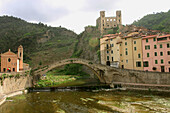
(0, 45, 29, 73)
(142, 34, 170, 72)
(100, 33, 170, 72)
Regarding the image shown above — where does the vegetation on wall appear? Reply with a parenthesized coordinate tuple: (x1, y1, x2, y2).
(132, 10, 170, 33)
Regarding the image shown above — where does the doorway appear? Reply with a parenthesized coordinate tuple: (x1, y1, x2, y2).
(161, 66, 165, 72)
(106, 61, 110, 66)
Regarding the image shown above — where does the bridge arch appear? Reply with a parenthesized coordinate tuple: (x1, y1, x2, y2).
(34, 58, 106, 82)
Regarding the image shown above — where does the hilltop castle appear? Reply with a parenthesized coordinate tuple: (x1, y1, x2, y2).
(96, 10, 122, 34)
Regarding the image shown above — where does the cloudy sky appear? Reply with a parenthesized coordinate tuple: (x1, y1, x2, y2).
(0, 0, 169, 34)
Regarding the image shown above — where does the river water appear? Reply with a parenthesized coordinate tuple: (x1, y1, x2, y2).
(0, 90, 170, 113)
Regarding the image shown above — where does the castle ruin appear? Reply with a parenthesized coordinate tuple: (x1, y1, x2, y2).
(96, 10, 122, 34)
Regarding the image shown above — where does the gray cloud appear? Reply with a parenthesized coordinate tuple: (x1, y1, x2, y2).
(83, 0, 119, 11)
(1, 0, 69, 22)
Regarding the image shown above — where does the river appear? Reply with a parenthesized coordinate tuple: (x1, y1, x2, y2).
(0, 90, 170, 113)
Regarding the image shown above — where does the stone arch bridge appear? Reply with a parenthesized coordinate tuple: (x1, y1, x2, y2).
(33, 58, 170, 90)
(33, 58, 117, 83)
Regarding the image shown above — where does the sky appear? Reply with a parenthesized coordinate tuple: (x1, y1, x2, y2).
(0, 0, 169, 34)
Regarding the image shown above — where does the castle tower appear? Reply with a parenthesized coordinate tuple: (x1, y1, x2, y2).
(116, 10, 122, 26)
(18, 45, 23, 71)
(100, 11, 105, 34)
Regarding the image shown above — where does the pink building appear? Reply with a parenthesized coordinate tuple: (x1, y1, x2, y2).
(142, 34, 170, 72)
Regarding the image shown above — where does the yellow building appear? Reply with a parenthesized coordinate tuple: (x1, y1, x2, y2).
(119, 32, 143, 70)
(100, 34, 121, 67)
(100, 32, 143, 70)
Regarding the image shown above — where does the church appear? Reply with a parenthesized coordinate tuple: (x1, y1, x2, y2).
(0, 45, 27, 72)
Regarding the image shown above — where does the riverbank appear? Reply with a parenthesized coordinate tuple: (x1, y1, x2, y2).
(0, 89, 28, 106)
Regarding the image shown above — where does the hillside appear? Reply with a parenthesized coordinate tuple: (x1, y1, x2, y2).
(132, 10, 170, 33)
(0, 16, 78, 68)
(73, 26, 101, 63)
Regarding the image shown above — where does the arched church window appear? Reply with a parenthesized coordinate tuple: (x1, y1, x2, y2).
(20, 52, 22, 57)
(8, 58, 11, 62)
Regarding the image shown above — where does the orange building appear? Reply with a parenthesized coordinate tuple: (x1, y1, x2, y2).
(1, 45, 23, 72)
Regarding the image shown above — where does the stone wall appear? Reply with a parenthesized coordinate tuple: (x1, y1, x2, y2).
(0, 71, 32, 105)
(0, 76, 32, 94)
(105, 68, 170, 84)
(104, 68, 170, 91)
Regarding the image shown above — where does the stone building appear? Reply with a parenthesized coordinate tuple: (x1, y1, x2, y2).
(0, 45, 29, 73)
(96, 10, 122, 34)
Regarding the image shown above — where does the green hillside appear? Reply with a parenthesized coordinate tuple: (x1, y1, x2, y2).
(0, 16, 78, 68)
(132, 10, 170, 33)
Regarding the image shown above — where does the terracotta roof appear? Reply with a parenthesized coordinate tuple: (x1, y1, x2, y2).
(103, 33, 118, 37)
(1, 49, 17, 56)
(158, 34, 170, 38)
(142, 35, 158, 39)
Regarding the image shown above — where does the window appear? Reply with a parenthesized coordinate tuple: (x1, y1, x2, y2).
(125, 51, 128, 55)
(160, 44, 163, 48)
(136, 61, 141, 67)
(107, 51, 109, 54)
(112, 57, 114, 61)
(145, 45, 150, 50)
(111, 50, 113, 54)
(111, 39, 113, 41)
(107, 56, 109, 61)
(169, 61, 170, 64)
(3, 68, 6, 72)
(125, 42, 127, 45)
(143, 61, 149, 67)
(168, 51, 170, 55)
(138, 54, 141, 58)
(111, 44, 114, 47)
(146, 39, 148, 43)
(155, 60, 158, 64)
(134, 47, 137, 51)
(8, 58, 11, 62)
(126, 60, 128, 63)
(107, 44, 109, 49)
(167, 43, 170, 48)
(120, 44, 121, 46)
(125, 38, 127, 40)
(160, 52, 163, 56)
(125, 48, 128, 50)
(134, 41, 136, 44)
(13, 68, 15, 72)
(154, 45, 157, 49)
(20, 52, 22, 57)
(147, 53, 149, 57)
(153, 38, 156, 41)
(161, 59, 164, 64)
(155, 52, 157, 56)
(120, 54, 122, 56)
